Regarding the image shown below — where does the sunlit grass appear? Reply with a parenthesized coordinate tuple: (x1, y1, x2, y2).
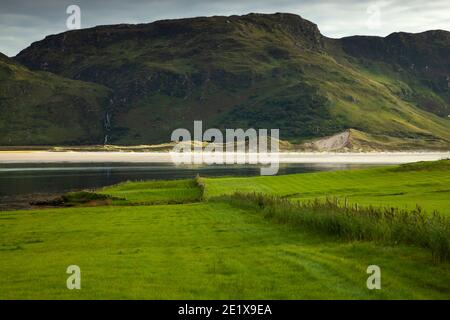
(1, 203, 449, 299)
(204, 160, 450, 215)
(1, 160, 450, 299)
(98, 179, 202, 205)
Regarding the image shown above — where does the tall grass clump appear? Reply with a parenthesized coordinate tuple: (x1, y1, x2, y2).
(219, 192, 450, 263)
(195, 174, 206, 201)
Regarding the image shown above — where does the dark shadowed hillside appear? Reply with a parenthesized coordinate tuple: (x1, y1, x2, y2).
(0, 53, 110, 145)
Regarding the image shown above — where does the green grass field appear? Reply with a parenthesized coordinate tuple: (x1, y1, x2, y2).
(0, 160, 449, 299)
(97, 179, 203, 205)
(204, 160, 450, 215)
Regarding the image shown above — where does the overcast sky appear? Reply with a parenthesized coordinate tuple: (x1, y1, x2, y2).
(1, 0, 449, 56)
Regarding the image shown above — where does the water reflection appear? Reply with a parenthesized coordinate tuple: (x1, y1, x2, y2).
(0, 162, 389, 209)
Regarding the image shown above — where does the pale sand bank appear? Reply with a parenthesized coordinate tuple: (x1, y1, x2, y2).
(0, 151, 449, 164)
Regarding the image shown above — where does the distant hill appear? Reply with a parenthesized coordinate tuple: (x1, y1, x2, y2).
(2, 13, 449, 148)
(0, 53, 111, 145)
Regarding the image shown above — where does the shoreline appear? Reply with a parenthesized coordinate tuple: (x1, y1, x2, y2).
(0, 151, 449, 164)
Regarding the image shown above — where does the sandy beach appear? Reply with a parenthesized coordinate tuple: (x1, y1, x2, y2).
(0, 151, 449, 164)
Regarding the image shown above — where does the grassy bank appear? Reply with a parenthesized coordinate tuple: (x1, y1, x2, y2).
(204, 160, 450, 215)
(97, 179, 202, 205)
(0, 160, 449, 299)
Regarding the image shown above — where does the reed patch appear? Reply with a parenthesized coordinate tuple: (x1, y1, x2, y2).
(216, 192, 450, 263)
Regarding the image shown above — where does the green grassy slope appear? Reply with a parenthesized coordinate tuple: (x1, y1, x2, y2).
(98, 179, 202, 204)
(204, 160, 450, 215)
(340, 30, 450, 117)
(1, 202, 449, 299)
(14, 13, 450, 148)
(0, 53, 111, 145)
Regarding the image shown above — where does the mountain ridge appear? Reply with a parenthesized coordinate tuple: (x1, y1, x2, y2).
(1, 13, 449, 148)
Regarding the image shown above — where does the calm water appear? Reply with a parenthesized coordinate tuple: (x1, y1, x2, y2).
(0, 162, 387, 209)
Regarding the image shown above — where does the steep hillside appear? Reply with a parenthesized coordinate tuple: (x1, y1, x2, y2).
(0, 53, 111, 145)
(340, 30, 450, 117)
(9, 13, 450, 148)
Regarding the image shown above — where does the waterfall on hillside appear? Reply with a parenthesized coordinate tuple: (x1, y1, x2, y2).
(103, 109, 111, 145)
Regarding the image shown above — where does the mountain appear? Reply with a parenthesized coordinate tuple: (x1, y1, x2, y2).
(4, 13, 450, 148)
(0, 52, 110, 145)
(340, 30, 450, 117)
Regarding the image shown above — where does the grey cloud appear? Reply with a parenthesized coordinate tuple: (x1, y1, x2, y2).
(0, 0, 449, 56)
